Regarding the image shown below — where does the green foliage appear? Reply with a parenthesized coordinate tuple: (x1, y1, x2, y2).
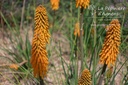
(0, 0, 128, 85)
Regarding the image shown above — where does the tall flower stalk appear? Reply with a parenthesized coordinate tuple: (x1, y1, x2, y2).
(31, 5, 50, 84)
(50, 0, 60, 30)
(76, 0, 90, 73)
(98, 19, 121, 85)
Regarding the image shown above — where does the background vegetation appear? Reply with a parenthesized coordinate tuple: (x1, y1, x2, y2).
(0, 0, 128, 85)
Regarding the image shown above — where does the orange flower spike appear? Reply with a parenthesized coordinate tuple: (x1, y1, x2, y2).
(74, 22, 84, 37)
(99, 19, 121, 67)
(74, 22, 80, 37)
(34, 5, 50, 44)
(31, 5, 50, 79)
(76, 0, 90, 9)
(9, 64, 19, 70)
(78, 69, 92, 85)
(50, 0, 60, 10)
